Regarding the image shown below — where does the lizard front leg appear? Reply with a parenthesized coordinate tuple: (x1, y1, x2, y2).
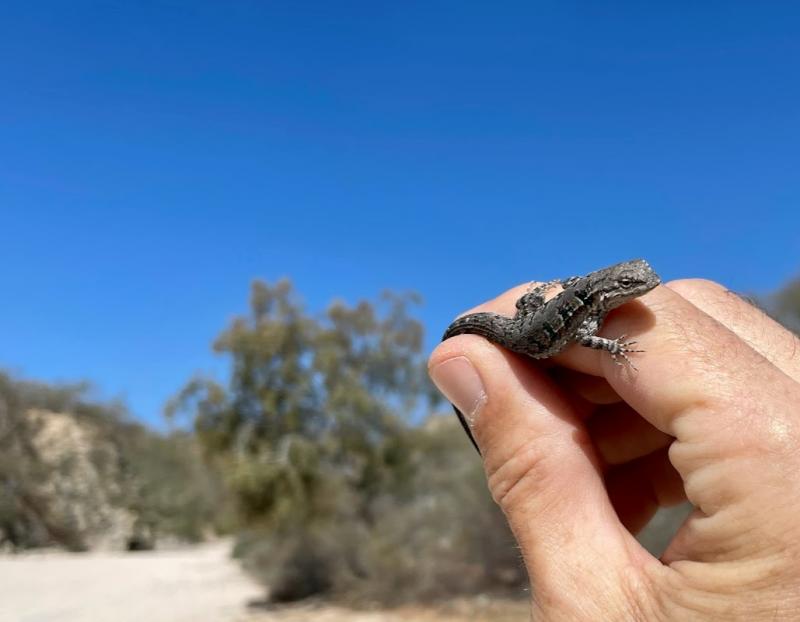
(575, 316, 643, 368)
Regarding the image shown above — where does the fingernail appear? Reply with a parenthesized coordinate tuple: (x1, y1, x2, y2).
(430, 356, 488, 428)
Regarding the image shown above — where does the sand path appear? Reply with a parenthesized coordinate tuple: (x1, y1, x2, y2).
(0, 541, 262, 622)
(0, 541, 532, 622)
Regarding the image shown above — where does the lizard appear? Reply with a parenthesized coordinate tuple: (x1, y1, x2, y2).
(441, 258, 661, 453)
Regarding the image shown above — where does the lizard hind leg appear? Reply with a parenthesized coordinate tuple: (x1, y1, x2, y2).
(515, 279, 561, 316)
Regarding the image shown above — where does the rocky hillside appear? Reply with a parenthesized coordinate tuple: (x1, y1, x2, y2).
(0, 373, 226, 552)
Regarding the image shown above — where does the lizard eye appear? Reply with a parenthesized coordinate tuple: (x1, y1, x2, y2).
(619, 278, 632, 287)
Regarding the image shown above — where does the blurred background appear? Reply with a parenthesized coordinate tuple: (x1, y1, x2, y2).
(1, 2, 799, 621)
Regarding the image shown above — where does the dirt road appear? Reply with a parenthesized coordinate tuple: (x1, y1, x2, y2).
(0, 542, 529, 622)
(0, 541, 262, 622)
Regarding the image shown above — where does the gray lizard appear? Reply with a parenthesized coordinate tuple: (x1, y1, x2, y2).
(441, 259, 661, 453)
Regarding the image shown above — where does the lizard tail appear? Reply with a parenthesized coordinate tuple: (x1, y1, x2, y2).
(441, 313, 516, 349)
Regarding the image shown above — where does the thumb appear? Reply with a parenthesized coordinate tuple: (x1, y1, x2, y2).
(429, 335, 656, 619)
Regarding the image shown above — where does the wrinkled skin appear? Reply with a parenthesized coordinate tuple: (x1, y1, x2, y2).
(429, 279, 800, 621)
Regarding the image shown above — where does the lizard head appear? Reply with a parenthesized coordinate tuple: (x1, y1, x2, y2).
(595, 258, 661, 309)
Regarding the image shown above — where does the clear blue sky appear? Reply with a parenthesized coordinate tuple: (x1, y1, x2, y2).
(2, 2, 799, 426)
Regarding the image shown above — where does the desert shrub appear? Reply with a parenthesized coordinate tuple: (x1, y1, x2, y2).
(342, 417, 526, 604)
(226, 417, 526, 605)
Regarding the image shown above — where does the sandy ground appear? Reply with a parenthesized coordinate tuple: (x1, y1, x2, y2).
(0, 541, 529, 622)
(0, 541, 262, 622)
(248, 598, 530, 622)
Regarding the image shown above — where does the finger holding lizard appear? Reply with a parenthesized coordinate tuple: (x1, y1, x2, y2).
(585, 278, 800, 470)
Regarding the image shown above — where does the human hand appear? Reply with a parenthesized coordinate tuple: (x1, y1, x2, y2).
(428, 279, 800, 620)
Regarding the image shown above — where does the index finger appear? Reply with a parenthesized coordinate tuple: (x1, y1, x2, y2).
(554, 285, 799, 440)
(453, 281, 799, 446)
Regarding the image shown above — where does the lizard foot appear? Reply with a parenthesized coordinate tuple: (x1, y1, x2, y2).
(608, 334, 644, 370)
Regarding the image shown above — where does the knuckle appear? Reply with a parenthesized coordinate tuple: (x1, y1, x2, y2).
(658, 301, 747, 374)
(666, 278, 728, 299)
(668, 278, 767, 327)
(485, 434, 560, 513)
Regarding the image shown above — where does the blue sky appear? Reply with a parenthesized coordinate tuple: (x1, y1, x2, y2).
(2, 2, 799, 425)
